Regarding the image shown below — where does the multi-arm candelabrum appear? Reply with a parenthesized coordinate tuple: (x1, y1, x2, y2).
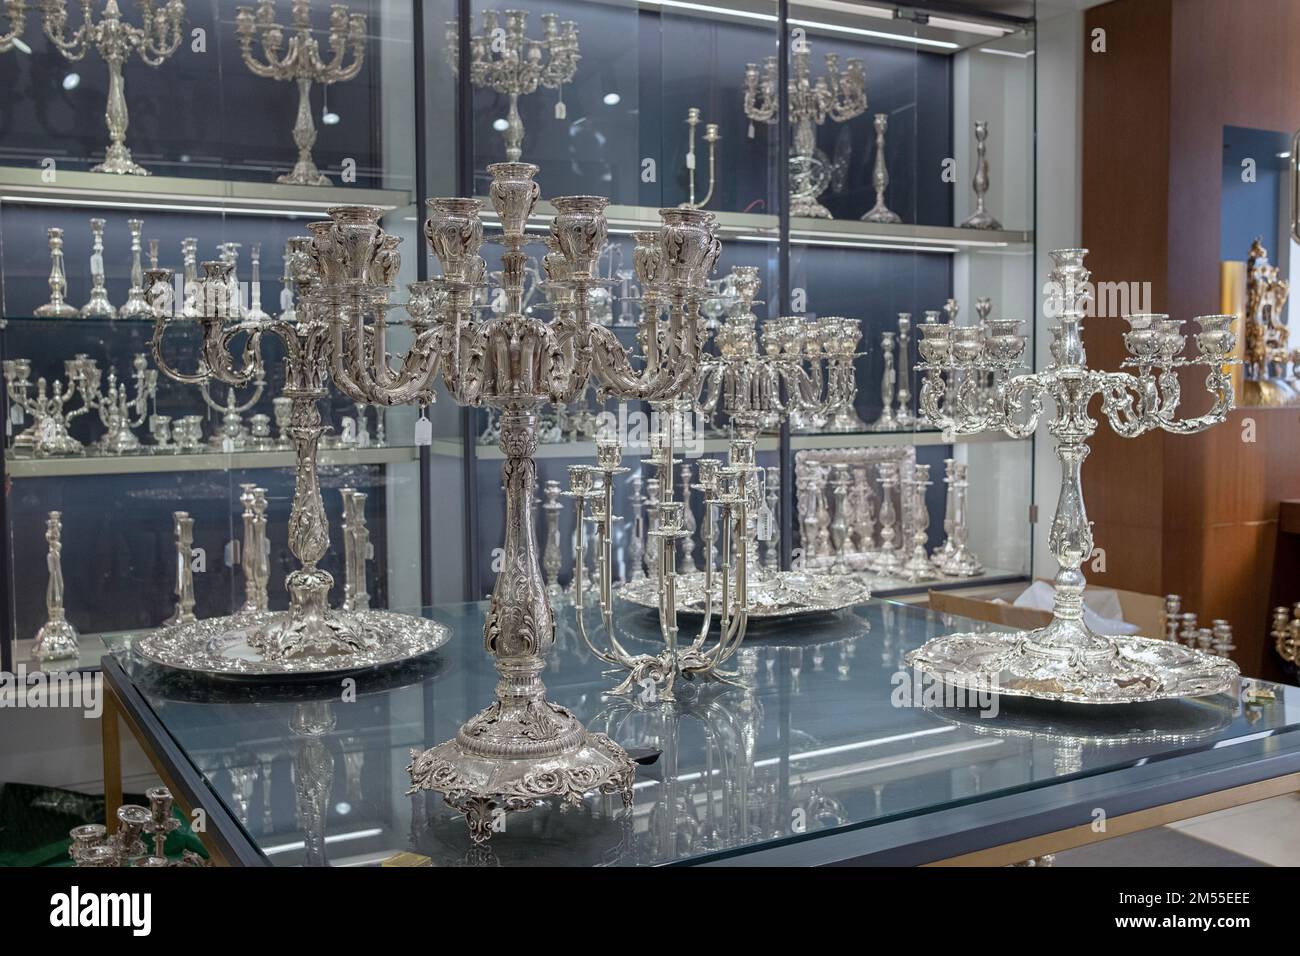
(743, 42, 866, 219)
(907, 248, 1241, 704)
(1, 0, 27, 52)
(681, 106, 720, 210)
(235, 0, 366, 186)
(42, 0, 185, 175)
(145, 205, 448, 664)
(405, 162, 720, 841)
(446, 10, 580, 163)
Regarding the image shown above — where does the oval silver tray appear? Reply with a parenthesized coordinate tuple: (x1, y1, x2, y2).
(615, 570, 872, 621)
(133, 609, 451, 678)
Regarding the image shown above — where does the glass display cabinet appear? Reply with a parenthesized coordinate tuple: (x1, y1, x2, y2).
(0, 0, 1038, 670)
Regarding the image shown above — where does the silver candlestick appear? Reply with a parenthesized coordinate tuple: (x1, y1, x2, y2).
(895, 312, 915, 428)
(164, 511, 196, 626)
(239, 484, 270, 614)
(744, 42, 866, 219)
(80, 218, 115, 318)
(340, 488, 370, 612)
(872, 330, 899, 430)
(235, 0, 366, 186)
(246, 242, 271, 323)
(118, 218, 150, 318)
(41, 0, 186, 175)
(33, 511, 79, 660)
(874, 460, 902, 576)
(35, 227, 79, 318)
(939, 463, 982, 576)
(678, 461, 699, 571)
(908, 248, 1240, 703)
(933, 458, 957, 567)
(861, 113, 901, 224)
(901, 463, 936, 582)
(446, 10, 580, 163)
(626, 473, 646, 582)
(960, 120, 1003, 230)
(542, 479, 563, 594)
(764, 465, 781, 571)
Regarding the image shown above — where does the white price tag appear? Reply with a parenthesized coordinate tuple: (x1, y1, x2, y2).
(10, 404, 23, 425)
(90, 253, 104, 275)
(685, 152, 696, 170)
(414, 408, 433, 446)
(555, 101, 566, 120)
(757, 504, 775, 542)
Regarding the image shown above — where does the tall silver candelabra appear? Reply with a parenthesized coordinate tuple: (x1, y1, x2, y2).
(235, 0, 366, 186)
(146, 205, 448, 664)
(406, 162, 719, 841)
(743, 42, 866, 219)
(907, 248, 1241, 704)
(446, 9, 580, 163)
(42, 0, 185, 175)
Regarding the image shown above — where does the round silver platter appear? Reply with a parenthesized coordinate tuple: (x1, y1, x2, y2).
(616, 570, 872, 621)
(133, 610, 452, 679)
(906, 631, 1240, 705)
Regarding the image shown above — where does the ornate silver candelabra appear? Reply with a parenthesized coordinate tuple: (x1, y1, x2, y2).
(743, 42, 866, 219)
(235, 0, 366, 186)
(145, 205, 449, 667)
(446, 9, 580, 163)
(33, 511, 79, 660)
(41, 0, 185, 175)
(907, 248, 1241, 703)
(4, 357, 87, 456)
(681, 106, 719, 210)
(406, 163, 719, 841)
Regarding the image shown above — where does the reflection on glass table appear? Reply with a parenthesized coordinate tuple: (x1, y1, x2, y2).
(103, 600, 1300, 867)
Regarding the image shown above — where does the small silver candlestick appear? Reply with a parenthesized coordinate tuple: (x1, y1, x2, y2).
(246, 242, 271, 323)
(542, 479, 563, 594)
(239, 484, 270, 614)
(35, 227, 79, 318)
(960, 120, 1003, 230)
(33, 511, 80, 661)
(118, 218, 151, 318)
(79, 218, 115, 318)
(874, 461, 903, 576)
(164, 511, 197, 626)
(861, 113, 901, 224)
(901, 463, 936, 581)
(873, 330, 899, 430)
(678, 461, 699, 571)
(341, 488, 371, 612)
(939, 463, 982, 576)
(681, 106, 720, 210)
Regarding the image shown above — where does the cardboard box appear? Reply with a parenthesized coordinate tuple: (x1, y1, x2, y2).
(928, 580, 1167, 639)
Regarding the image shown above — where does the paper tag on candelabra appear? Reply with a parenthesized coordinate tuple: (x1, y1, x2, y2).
(224, 540, 238, 568)
(222, 436, 235, 454)
(414, 408, 432, 446)
(748, 122, 755, 139)
(90, 253, 103, 275)
(757, 504, 775, 542)
(9, 404, 22, 425)
(555, 100, 567, 120)
(685, 152, 696, 171)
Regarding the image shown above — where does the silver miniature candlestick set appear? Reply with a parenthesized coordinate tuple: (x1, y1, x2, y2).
(31, 218, 162, 320)
(446, 9, 580, 163)
(143, 205, 451, 666)
(41, 0, 185, 175)
(1160, 595, 1235, 659)
(68, 787, 204, 867)
(236, 0, 366, 186)
(406, 162, 723, 842)
(744, 41, 867, 219)
(908, 248, 1241, 704)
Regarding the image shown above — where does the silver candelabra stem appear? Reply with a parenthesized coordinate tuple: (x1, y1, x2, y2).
(861, 112, 901, 224)
(41, 0, 186, 175)
(764, 465, 780, 571)
(541, 479, 563, 594)
(33, 510, 79, 660)
(235, 0, 366, 186)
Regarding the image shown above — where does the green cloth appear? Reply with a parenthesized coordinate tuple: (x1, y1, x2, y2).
(0, 782, 208, 867)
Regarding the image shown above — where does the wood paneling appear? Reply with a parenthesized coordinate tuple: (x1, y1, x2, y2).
(1081, 0, 1300, 678)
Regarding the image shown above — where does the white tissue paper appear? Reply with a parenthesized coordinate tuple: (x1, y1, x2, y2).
(1009, 580, 1141, 635)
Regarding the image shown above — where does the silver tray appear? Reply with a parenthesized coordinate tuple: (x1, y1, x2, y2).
(615, 570, 872, 621)
(906, 631, 1240, 705)
(133, 609, 451, 678)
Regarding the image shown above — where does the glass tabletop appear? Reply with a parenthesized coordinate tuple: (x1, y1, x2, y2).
(104, 600, 1300, 867)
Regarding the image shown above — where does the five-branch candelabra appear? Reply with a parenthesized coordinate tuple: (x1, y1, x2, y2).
(446, 9, 580, 163)
(42, 0, 186, 175)
(907, 248, 1241, 703)
(144, 205, 449, 666)
(235, 0, 366, 186)
(743, 41, 866, 219)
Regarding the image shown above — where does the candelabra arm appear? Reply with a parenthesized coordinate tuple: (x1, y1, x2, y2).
(41, 0, 90, 60)
(590, 304, 700, 400)
(329, 313, 441, 407)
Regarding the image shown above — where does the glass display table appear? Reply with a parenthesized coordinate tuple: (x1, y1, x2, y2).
(98, 600, 1300, 866)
